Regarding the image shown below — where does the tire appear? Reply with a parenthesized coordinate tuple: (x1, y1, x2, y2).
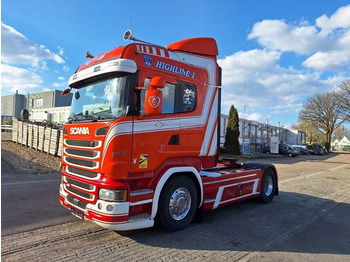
(157, 176, 198, 232)
(260, 168, 277, 203)
(288, 153, 293, 157)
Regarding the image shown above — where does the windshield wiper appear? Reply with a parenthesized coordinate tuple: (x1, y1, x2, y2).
(68, 116, 78, 123)
(83, 114, 105, 122)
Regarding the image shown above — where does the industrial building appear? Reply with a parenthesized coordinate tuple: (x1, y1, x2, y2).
(1, 90, 72, 124)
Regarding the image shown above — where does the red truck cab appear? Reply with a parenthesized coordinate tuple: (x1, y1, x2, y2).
(59, 31, 278, 231)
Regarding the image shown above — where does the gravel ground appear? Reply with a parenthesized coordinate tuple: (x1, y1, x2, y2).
(1, 132, 61, 174)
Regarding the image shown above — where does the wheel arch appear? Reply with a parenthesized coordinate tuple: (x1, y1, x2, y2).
(150, 167, 203, 220)
(241, 162, 279, 196)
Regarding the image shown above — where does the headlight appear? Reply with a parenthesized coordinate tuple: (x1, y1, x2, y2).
(99, 188, 127, 202)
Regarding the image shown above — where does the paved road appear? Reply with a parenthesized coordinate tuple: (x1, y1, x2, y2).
(1, 159, 76, 236)
(1, 153, 350, 261)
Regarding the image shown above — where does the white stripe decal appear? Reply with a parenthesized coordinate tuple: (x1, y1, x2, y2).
(200, 88, 218, 156)
(213, 179, 260, 209)
(208, 123, 218, 156)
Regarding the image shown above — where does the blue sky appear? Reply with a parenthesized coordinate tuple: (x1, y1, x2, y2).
(2, 0, 350, 128)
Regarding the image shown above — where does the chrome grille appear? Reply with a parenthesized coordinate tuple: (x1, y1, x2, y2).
(65, 148, 99, 158)
(64, 176, 96, 201)
(67, 166, 100, 179)
(65, 157, 98, 169)
(65, 139, 101, 148)
(64, 185, 95, 201)
(66, 177, 95, 191)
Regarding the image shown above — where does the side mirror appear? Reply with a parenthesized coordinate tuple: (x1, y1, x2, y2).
(149, 76, 165, 89)
(61, 88, 71, 96)
(144, 76, 165, 115)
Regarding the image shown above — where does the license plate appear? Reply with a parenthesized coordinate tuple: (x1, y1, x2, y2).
(71, 206, 84, 220)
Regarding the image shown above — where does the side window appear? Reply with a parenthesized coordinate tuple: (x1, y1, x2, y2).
(175, 81, 196, 113)
(141, 78, 196, 114)
(141, 78, 175, 114)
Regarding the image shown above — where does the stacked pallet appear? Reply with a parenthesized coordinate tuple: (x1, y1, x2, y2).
(43, 127, 52, 153)
(27, 124, 33, 148)
(22, 123, 28, 146)
(9, 120, 64, 157)
(12, 119, 19, 143)
(32, 125, 39, 149)
(49, 128, 60, 155)
(17, 121, 23, 144)
(37, 126, 45, 151)
(57, 129, 64, 157)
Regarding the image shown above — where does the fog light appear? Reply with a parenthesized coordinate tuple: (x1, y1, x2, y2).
(98, 203, 102, 210)
(106, 205, 114, 212)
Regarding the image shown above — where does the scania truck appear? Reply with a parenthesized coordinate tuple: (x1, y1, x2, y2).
(59, 30, 278, 231)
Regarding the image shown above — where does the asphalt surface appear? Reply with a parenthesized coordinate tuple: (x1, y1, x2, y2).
(1, 152, 350, 261)
(1, 159, 75, 236)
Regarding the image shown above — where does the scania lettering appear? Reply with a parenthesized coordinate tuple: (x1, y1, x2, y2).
(70, 127, 90, 135)
(59, 30, 278, 231)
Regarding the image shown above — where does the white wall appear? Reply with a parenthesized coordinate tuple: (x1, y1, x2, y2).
(30, 106, 71, 124)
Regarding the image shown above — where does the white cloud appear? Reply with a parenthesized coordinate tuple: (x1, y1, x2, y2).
(62, 65, 70, 71)
(218, 49, 323, 110)
(217, 48, 333, 126)
(303, 50, 350, 71)
(248, 19, 329, 55)
(1, 64, 43, 93)
(58, 46, 64, 56)
(1, 22, 65, 67)
(52, 81, 68, 88)
(58, 76, 65, 80)
(241, 112, 263, 122)
(316, 5, 350, 34)
(248, 5, 350, 72)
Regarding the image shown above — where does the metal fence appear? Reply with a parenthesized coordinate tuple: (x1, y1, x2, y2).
(11, 119, 63, 157)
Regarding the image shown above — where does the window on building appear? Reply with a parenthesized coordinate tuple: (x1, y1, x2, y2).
(250, 125, 257, 139)
(243, 122, 250, 139)
(60, 113, 65, 122)
(257, 126, 262, 139)
(51, 113, 59, 123)
(32, 98, 43, 108)
(272, 129, 277, 137)
(263, 129, 268, 143)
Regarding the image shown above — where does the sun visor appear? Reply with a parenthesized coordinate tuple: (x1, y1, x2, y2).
(68, 58, 137, 87)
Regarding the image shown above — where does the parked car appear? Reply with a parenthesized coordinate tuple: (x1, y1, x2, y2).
(263, 144, 270, 154)
(291, 146, 309, 155)
(307, 144, 326, 155)
(280, 144, 299, 157)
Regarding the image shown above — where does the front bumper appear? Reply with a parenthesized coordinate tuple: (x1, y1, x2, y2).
(59, 184, 154, 231)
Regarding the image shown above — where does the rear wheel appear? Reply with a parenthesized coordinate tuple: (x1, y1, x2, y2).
(157, 176, 198, 231)
(260, 168, 277, 203)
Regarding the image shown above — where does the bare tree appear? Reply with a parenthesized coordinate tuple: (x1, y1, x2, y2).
(332, 125, 350, 140)
(292, 121, 324, 144)
(298, 92, 348, 151)
(338, 80, 350, 118)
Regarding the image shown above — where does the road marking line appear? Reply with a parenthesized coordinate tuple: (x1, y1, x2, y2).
(279, 164, 349, 184)
(2, 180, 60, 186)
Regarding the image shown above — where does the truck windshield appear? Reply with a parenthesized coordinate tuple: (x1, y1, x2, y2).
(69, 75, 129, 122)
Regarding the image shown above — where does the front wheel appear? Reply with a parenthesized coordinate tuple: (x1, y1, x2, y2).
(260, 168, 277, 203)
(157, 176, 198, 231)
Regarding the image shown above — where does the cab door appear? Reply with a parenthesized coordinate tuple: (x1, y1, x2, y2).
(130, 76, 181, 173)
